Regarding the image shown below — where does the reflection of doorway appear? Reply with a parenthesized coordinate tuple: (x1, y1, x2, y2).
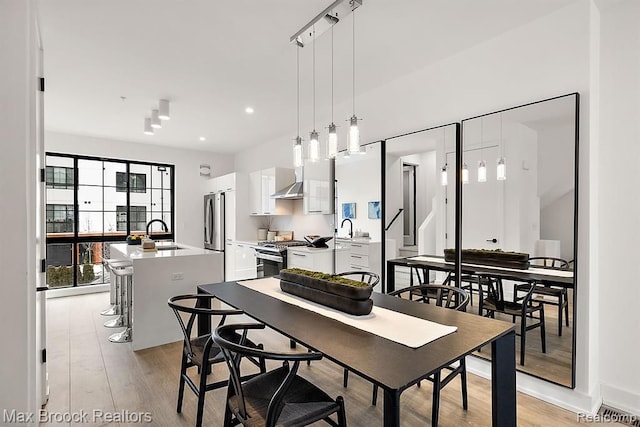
(402, 163, 416, 246)
(445, 147, 503, 250)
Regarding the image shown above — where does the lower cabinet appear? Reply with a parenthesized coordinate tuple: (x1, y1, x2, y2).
(335, 239, 382, 290)
(225, 241, 257, 281)
(287, 248, 333, 274)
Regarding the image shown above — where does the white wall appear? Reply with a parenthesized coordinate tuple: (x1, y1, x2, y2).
(597, 0, 640, 415)
(0, 0, 39, 421)
(45, 131, 234, 247)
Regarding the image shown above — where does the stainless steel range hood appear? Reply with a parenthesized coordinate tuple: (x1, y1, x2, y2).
(272, 167, 303, 199)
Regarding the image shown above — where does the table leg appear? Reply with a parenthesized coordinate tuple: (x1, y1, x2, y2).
(386, 262, 396, 294)
(196, 288, 211, 337)
(382, 388, 400, 427)
(491, 330, 516, 427)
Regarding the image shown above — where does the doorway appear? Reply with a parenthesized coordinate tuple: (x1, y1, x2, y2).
(402, 163, 417, 247)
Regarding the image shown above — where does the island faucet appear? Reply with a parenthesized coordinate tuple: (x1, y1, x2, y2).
(341, 218, 353, 238)
(146, 219, 169, 237)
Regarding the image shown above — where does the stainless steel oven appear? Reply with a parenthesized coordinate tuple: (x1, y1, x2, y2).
(254, 240, 308, 277)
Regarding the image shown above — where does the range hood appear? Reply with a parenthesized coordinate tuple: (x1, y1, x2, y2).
(272, 167, 303, 199)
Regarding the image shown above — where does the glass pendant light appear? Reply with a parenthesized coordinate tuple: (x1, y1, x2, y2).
(477, 117, 487, 182)
(440, 164, 448, 186)
(497, 113, 507, 181)
(462, 162, 469, 184)
(347, 1, 362, 155)
(308, 25, 320, 162)
(293, 44, 304, 167)
(326, 21, 338, 159)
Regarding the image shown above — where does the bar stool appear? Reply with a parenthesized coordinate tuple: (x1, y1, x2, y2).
(100, 259, 132, 316)
(109, 266, 133, 343)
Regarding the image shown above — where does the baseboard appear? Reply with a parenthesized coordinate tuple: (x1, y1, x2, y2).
(601, 383, 640, 417)
(466, 356, 601, 415)
(46, 284, 110, 299)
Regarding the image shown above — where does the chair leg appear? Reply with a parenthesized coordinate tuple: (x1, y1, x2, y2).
(176, 354, 188, 413)
(520, 313, 527, 366)
(460, 358, 468, 410)
(343, 369, 349, 388)
(564, 290, 570, 326)
(223, 387, 234, 427)
(195, 366, 208, 427)
(372, 384, 378, 406)
(431, 370, 441, 427)
(336, 396, 347, 427)
(557, 296, 563, 337)
(540, 307, 546, 354)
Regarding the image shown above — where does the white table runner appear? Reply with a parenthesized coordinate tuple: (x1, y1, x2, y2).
(237, 278, 457, 349)
(407, 256, 574, 278)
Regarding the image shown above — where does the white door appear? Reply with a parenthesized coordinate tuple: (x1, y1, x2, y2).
(445, 146, 503, 250)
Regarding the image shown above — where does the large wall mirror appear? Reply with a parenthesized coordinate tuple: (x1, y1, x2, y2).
(460, 93, 579, 387)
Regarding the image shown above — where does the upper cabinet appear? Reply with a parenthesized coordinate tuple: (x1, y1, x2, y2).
(303, 159, 334, 215)
(249, 167, 294, 215)
(206, 172, 236, 194)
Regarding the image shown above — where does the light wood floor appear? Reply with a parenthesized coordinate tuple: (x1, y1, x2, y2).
(44, 292, 591, 426)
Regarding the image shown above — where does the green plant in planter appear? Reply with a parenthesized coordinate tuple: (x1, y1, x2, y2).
(282, 268, 370, 288)
(82, 263, 96, 283)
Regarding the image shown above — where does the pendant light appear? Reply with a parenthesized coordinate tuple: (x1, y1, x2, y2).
(143, 118, 154, 135)
(497, 113, 507, 181)
(347, 0, 362, 155)
(477, 117, 487, 182)
(462, 162, 469, 184)
(440, 164, 448, 186)
(158, 99, 170, 120)
(308, 26, 320, 162)
(440, 126, 448, 186)
(326, 19, 338, 159)
(151, 109, 162, 129)
(293, 45, 304, 168)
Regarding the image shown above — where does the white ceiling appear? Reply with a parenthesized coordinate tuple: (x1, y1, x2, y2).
(38, 0, 576, 154)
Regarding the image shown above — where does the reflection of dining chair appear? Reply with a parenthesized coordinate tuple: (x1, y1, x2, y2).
(481, 279, 546, 365)
(168, 294, 266, 427)
(214, 323, 347, 427)
(347, 285, 470, 426)
(513, 257, 570, 336)
(443, 272, 494, 314)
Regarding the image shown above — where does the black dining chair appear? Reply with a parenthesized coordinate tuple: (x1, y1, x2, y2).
(512, 256, 570, 336)
(168, 294, 266, 427)
(214, 322, 347, 427)
(481, 278, 546, 365)
(346, 284, 469, 427)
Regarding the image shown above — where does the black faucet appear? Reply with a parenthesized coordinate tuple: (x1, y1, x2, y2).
(146, 219, 169, 237)
(341, 218, 353, 238)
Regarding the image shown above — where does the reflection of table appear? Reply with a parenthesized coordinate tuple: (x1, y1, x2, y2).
(198, 280, 516, 427)
(387, 255, 574, 293)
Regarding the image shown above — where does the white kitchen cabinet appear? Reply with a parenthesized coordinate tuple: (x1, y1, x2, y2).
(335, 239, 382, 290)
(224, 190, 236, 242)
(287, 248, 333, 274)
(303, 159, 334, 215)
(249, 167, 294, 215)
(207, 171, 236, 193)
(225, 241, 257, 281)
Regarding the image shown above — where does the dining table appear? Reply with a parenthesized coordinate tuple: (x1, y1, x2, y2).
(197, 278, 516, 427)
(386, 255, 574, 294)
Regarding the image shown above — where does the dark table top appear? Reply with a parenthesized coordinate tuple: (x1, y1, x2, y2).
(388, 255, 574, 287)
(198, 280, 515, 392)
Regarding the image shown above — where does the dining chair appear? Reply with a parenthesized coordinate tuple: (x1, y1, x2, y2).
(214, 322, 347, 427)
(346, 284, 469, 427)
(481, 278, 546, 365)
(168, 294, 266, 427)
(512, 256, 570, 336)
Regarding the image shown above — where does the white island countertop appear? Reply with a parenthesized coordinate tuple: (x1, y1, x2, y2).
(110, 241, 223, 351)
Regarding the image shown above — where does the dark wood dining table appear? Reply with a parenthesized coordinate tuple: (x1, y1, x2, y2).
(386, 255, 574, 293)
(198, 279, 516, 427)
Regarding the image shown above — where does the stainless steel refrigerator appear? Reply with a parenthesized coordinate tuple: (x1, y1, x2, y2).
(204, 192, 225, 251)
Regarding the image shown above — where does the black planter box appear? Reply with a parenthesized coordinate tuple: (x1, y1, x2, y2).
(279, 270, 373, 301)
(280, 280, 373, 316)
(444, 249, 530, 270)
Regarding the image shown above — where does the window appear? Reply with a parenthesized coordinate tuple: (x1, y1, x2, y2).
(46, 204, 74, 233)
(116, 172, 146, 193)
(116, 205, 147, 232)
(46, 166, 74, 189)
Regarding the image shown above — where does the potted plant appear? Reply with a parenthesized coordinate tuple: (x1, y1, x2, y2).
(443, 248, 530, 269)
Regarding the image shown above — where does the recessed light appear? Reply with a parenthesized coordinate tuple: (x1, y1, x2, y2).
(199, 136, 206, 141)
(245, 107, 254, 114)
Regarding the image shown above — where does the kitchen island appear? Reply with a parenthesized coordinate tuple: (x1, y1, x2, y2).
(110, 242, 223, 350)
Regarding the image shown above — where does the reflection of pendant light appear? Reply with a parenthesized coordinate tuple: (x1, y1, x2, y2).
(326, 20, 338, 159)
(308, 26, 320, 162)
(151, 109, 162, 129)
(293, 45, 304, 167)
(143, 118, 154, 135)
(462, 162, 469, 184)
(497, 113, 507, 180)
(477, 117, 486, 182)
(347, 1, 362, 155)
(158, 99, 171, 120)
(440, 164, 448, 186)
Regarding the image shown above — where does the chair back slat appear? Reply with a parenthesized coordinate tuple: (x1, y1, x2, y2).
(389, 284, 469, 311)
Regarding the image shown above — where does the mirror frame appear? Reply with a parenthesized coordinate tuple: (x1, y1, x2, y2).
(459, 92, 580, 388)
